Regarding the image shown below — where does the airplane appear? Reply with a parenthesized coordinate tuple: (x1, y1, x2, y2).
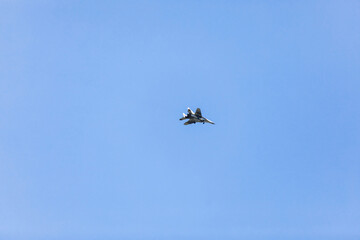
(179, 107, 215, 125)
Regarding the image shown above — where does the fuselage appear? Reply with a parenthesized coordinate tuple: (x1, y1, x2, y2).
(186, 114, 206, 123)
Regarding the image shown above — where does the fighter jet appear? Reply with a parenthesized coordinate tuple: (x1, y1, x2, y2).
(179, 107, 215, 125)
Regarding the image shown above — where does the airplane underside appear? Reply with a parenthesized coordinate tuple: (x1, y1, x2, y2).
(184, 118, 205, 125)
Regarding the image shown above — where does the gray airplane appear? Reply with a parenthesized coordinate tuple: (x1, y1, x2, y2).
(179, 107, 215, 125)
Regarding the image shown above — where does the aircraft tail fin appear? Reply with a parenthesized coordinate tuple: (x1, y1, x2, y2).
(187, 108, 194, 115)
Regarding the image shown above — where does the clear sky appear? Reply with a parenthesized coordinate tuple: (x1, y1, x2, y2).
(1, 1, 359, 240)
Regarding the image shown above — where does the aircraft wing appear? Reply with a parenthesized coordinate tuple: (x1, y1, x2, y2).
(179, 113, 187, 120)
(195, 108, 202, 117)
(184, 119, 196, 125)
(204, 118, 215, 124)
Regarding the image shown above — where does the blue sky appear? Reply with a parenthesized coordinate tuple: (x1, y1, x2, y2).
(1, 1, 359, 239)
